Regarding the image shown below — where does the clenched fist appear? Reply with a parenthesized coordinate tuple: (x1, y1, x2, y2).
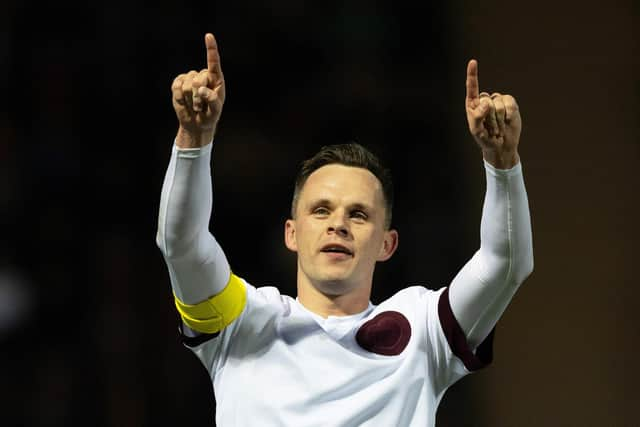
(172, 33, 226, 148)
(465, 60, 521, 169)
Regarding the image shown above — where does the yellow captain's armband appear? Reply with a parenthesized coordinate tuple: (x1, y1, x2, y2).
(173, 273, 247, 334)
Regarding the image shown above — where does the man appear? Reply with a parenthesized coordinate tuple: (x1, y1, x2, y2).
(156, 33, 533, 426)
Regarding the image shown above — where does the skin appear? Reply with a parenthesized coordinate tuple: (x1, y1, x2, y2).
(172, 33, 225, 149)
(284, 164, 398, 317)
(171, 34, 522, 317)
(465, 59, 522, 169)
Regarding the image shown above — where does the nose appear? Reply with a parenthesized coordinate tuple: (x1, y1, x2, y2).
(327, 213, 349, 237)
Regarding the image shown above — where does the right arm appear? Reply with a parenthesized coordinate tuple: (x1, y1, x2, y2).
(156, 33, 245, 335)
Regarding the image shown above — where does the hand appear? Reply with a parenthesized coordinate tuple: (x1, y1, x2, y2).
(172, 33, 226, 148)
(465, 59, 521, 169)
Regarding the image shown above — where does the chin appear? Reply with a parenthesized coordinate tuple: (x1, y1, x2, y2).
(314, 277, 355, 296)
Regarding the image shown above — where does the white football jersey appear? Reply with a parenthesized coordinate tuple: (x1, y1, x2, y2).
(182, 278, 492, 427)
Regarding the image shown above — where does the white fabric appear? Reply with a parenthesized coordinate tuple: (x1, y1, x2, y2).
(449, 160, 534, 349)
(156, 143, 230, 303)
(191, 280, 467, 427)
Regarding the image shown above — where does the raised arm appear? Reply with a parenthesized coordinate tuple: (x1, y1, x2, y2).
(448, 60, 534, 349)
(156, 34, 245, 336)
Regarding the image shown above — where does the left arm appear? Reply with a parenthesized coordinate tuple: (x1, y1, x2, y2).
(448, 60, 534, 349)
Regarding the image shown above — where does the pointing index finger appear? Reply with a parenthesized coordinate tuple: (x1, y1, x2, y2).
(466, 59, 480, 102)
(205, 33, 223, 85)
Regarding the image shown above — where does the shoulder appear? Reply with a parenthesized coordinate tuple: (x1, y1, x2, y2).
(354, 285, 446, 357)
(184, 280, 293, 363)
(380, 285, 446, 309)
(238, 278, 294, 316)
(367, 285, 446, 329)
(375, 285, 449, 334)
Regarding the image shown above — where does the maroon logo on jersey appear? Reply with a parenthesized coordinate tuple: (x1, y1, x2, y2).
(355, 311, 411, 356)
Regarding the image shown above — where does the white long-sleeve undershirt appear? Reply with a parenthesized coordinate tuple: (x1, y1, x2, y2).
(156, 143, 230, 304)
(449, 160, 534, 349)
(156, 142, 533, 348)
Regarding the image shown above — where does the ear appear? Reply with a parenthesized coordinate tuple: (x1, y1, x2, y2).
(284, 219, 298, 252)
(377, 229, 398, 262)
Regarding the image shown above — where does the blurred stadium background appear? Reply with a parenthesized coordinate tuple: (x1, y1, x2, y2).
(1, 0, 637, 425)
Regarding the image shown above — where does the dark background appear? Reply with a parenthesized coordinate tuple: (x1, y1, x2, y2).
(1, 1, 637, 426)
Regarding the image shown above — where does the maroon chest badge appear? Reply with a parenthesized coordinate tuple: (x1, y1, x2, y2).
(355, 311, 411, 356)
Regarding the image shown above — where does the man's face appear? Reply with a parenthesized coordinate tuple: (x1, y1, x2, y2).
(285, 164, 397, 296)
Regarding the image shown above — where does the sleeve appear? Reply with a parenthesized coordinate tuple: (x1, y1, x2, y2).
(448, 160, 534, 349)
(180, 278, 255, 376)
(181, 282, 290, 377)
(156, 142, 246, 337)
(418, 287, 492, 395)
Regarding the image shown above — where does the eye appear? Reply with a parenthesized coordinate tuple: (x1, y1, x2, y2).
(313, 207, 330, 216)
(350, 210, 368, 221)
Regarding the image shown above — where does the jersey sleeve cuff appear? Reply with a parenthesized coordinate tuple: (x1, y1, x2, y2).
(173, 140, 213, 158)
(438, 287, 494, 372)
(483, 158, 522, 177)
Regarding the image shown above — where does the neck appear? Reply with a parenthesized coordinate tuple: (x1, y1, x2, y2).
(297, 275, 372, 319)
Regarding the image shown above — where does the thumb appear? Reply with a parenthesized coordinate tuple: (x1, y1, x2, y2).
(198, 86, 220, 106)
(477, 98, 492, 118)
(469, 98, 491, 127)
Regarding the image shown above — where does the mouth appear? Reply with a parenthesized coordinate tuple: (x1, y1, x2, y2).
(320, 244, 353, 256)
